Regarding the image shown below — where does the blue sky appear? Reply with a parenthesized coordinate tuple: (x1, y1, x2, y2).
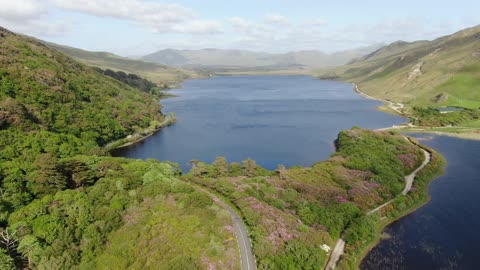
(0, 0, 478, 56)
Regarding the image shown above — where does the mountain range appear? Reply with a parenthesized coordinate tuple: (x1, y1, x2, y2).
(139, 45, 383, 69)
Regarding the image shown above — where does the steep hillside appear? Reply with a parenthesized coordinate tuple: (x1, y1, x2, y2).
(0, 27, 164, 147)
(0, 24, 165, 208)
(318, 25, 480, 109)
(140, 45, 381, 70)
(44, 42, 197, 85)
(0, 26, 236, 269)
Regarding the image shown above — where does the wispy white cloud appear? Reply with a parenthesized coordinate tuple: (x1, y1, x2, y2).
(0, 0, 67, 37)
(50, 0, 223, 34)
(0, 0, 475, 54)
(302, 18, 328, 27)
(228, 17, 251, 29)
(264, 13, 290, 25)
(0, 0, 223, 36)
(0, 0, 47, 21)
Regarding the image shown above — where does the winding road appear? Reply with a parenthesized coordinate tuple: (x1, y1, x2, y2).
(324, 138, 431, 270)
(353, 83, 406, 115)
(402, 146, 431, 195)
(196, 186, 257, 270)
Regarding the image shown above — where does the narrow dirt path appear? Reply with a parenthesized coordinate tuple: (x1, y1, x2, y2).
(324, 138, 431, 269)
(325, 238, 345, 270)
(353, 83, 405, 115)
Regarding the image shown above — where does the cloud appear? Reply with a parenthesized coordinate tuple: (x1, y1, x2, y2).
(50, 0, 222, 34)
(224, 15, 477, 53)
(0, 19, 70, 37)
(339, 18, 461, 44)
(264, 13, 289, 25)
(0, 1, 473, 54)
(228, 16, 251, 29)
(0, 0, 47, 21)
(0, 0, 67, 37)
(303, 19, 328, 27)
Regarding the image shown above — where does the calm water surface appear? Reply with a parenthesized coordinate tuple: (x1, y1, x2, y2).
(361, 135, 480, 270)
(112, 75, 405, 170)
(112, 75, 480, 269)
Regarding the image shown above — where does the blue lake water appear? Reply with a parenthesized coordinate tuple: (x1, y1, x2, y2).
(361, 135, 480, 270)
(112, 75, 480, 269)
(112, 75, 406, 170)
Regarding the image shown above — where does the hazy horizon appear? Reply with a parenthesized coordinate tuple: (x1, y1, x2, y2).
(0, 0, 478, 57)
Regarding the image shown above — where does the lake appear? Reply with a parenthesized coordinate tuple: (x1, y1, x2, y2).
(112, 75, 406, 170)
(112, 75, 480, 269)
(361, 135, 480, 270)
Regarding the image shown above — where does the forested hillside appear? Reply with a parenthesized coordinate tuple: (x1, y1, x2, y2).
(0, 26, 238, 269)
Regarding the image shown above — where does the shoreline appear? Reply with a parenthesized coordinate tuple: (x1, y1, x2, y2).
(111, 76, 449, 270)
(352, 83, 406, 115)
(105, 114, 176, 151)
(324, 136, 437, 270)
(352, 82, 480, 141)
(324, 84, 449, 269)
(351, 141, 445, 269)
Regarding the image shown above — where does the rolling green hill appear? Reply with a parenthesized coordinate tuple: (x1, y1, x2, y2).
(43, 41, 198, 85)
(318, 25, 480, 109)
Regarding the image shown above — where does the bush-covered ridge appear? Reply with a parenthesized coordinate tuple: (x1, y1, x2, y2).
(4, 157, 238, 269)
(0, 27, 164, 145)
(0, 26, 241, 269)
(184, 128, 425, 269)
(0, 25, 168, 210)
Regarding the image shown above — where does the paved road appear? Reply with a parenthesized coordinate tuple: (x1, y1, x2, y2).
(324, 138, 431, 269)
(196, 187, 257, 270)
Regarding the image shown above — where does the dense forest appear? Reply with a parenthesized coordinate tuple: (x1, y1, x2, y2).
(93, 68, 166, 96)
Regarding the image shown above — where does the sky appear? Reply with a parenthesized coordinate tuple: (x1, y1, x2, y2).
(0, 0, 478, 56)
